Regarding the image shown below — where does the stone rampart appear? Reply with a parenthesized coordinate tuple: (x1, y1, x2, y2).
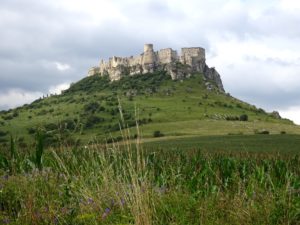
(87, 44, 224, 92)
(180, 47, 205, 65)
(157, 48, 178, 64)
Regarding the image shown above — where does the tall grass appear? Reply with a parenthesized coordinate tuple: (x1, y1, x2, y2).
(0, 123, 299, 224)
(35, 131, 45, 171)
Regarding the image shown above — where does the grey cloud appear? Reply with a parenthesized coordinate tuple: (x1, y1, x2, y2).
(223, 66, 300, 111)
(232, 89, 300, 111)
(120, 0, 186, 21)
(147, 1, 172, 15)
(244, 56, 300, 67)
(224, 73, 300, 110)
(251, 8, 300, 38)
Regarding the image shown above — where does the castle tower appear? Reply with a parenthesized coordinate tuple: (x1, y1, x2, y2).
(144, 44, 153, 52)
(180, 47, 205, 65)
(180, 47, 206, 73)
(143, 44, 156, 65)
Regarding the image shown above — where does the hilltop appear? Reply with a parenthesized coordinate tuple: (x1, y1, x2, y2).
(88, 44, 224, 91)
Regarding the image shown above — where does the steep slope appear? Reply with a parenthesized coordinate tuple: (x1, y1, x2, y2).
(0, 71, 298, 147)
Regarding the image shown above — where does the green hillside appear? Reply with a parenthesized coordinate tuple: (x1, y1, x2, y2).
(1, 72, 300, 225)
(0, 71, 299, 147)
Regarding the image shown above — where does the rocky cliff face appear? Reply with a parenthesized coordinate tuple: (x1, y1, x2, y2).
(88, 44, 225, 92)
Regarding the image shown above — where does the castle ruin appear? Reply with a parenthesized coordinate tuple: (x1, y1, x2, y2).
(88, 44, 224, 92)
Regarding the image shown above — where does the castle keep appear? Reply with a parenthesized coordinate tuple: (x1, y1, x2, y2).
(88, 44, 224, 92)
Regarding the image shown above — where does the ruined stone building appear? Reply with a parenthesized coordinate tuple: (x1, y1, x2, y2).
(88, 44, 224, 92)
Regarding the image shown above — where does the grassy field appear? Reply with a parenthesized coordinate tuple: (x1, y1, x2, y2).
(0, 132, 300, 224)
(144, 134, 300, 153)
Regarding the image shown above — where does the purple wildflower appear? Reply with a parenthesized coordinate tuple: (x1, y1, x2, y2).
(2, 218, 10, 224)
(61, 207, 68, 215)
(101, 208, 111, 220)
(34, 210, 41, 219)
(44, 205, 49, 213)
(121, 198, 125, 206)
(87, 198, 94, 204)
(53, 216, 59, 225)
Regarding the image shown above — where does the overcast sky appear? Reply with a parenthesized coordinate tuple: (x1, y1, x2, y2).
(0, 0, 299, 124)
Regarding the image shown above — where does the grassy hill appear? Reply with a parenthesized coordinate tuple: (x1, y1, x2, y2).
(1, 72, 300, 225)
(0, 71, 299, 147)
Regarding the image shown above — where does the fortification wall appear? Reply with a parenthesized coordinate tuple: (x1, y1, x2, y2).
(87, 44, 224, 92)
(111, 56, 129, 67)
(180, 47, 205, 65)
(144, 44, 153, 53)
(92, 44, 207, 80)
(88, 67, 100, 76)
(99, 60, 110, 74)
(128, 55, 142, 66)
(157, 48, 178, 64)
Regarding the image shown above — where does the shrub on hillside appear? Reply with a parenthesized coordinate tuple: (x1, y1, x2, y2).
(226, 114, 248, 121)
(2, 114, 13, 120)
(84, 102, 100, 113)
(254, 130, 270, 135)
(12, 111, 19, 117)
(27, 127, 36, 134)
(36, 109, 48, 116)
(239, 114, 248, 121)
(109, 108, 119, 116)
(44, 123, 57, 131)
(0, 130, 8, 137)
(85, 115, 104, 128)
(123, 113, 132, 120)
(61, 119, 77, 130)
(137, 118, 150, 125)
(106, 136, 123, 143)
(257, 108, 266, 114)
(226, 116, 239, 121)
(153, 130, 164, 138)
(108, 123, 121, 132)
(236, 103, 242, 108)
(126, 120, 136, 127)
(0, 138, 8, 144)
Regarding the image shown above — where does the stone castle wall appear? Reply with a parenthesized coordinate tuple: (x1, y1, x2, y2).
(158, 48, 178, 64)
(181, 47, 205, 66)
(142, 44, 156, 65)
(88, 67, 100, 77)
(89, 44, 206, 78)
(87, 44, 224, 92)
